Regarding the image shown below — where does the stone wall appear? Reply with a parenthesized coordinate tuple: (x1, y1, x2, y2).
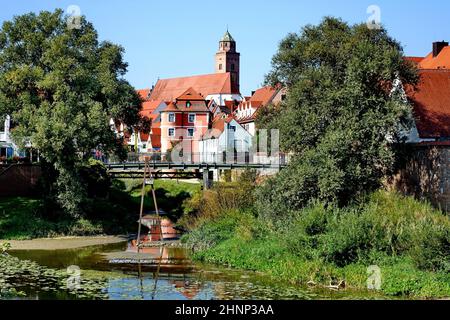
(0, 164, 41, 197)
(389, 144, 450, 212)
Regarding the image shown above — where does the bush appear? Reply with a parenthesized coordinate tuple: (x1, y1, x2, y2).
(184, 189, 450, 297)
(277, 191, 450, 271)
(79, 158, 111, 199)
(180, 170, 258, 230)
(183, 210, 247, 251)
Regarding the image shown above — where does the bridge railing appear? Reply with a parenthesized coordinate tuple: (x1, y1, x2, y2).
(104, 152, 291, 166)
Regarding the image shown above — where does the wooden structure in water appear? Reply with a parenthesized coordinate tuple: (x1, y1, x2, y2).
(137, 157, 163, 252)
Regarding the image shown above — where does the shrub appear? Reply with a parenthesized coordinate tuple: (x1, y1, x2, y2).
(181, 170, 258, 230)
(279, 191, 450, 271)
(79, 158, 111, 198)
(183, 210, 244, 251)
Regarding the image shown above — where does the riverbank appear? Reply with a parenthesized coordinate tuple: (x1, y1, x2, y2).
(5, 236, 128, 251)
(0, 180, 200, 240)
(182, 190, 450, 299)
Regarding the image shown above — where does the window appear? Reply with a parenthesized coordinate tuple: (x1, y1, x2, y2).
(187, 128, 194, 137)
(188, 113, 196, 123)
(219, 64, 222, 70)
(229, 125, 236, 132)
(186, 101, 192, 108)
(168, 113, 175, 123)
(168, 128, 175, 137)
(231, 64, 235, 71)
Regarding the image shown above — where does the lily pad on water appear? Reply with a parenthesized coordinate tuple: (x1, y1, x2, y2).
(0, 254, 108, 299)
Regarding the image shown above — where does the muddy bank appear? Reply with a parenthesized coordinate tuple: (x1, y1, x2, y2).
(5, 236, 128, 251)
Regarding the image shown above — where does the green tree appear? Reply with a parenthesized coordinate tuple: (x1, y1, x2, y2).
(0, 10, 145, 217)
(256, 17, 418, 217)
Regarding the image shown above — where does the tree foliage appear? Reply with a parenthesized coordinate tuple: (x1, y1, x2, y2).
(256, 17, 418, 216)
(0, 10, 144, 216)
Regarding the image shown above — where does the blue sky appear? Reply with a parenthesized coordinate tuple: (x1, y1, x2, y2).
(1, 0, 449, 95)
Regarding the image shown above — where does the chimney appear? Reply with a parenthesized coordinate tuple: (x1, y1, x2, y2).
(433, 41, 448, 57)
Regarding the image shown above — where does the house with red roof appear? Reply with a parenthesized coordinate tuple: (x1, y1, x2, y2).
(160, 88, 211, 159)
(111, 90, 166, 154)
(137, 100, 166, 153)
(404, 41, 450, 143)
(234, 85, 286, 135)
(199, 114, 252, 164)
(115, 31, 245, 157)
(396, 41, 450, 211)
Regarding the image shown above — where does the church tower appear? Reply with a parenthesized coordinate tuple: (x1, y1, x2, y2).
(215, 30, 240, 93)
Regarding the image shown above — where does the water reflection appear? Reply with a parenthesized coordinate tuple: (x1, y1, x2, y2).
(7, 242, 390, 300)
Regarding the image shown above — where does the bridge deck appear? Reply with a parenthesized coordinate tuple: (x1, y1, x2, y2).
(106, 162, 287, 171)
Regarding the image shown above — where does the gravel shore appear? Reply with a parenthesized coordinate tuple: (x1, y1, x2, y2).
(4, 236, 128, 250)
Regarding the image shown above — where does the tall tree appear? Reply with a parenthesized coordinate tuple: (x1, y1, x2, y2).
(0, 10, 144, 216)
(256, 17, 418, 216)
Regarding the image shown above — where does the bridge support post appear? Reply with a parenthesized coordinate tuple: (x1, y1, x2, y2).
(203, 169, 213, 190)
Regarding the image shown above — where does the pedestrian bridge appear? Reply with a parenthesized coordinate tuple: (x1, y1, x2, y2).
(105, 152, 289, 183)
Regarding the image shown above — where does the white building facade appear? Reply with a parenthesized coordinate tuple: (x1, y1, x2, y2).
(0, 115, 19, 158)
(199, 117, 252, 163)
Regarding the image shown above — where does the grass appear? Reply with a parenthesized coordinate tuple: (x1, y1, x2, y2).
(0, 197, 103, 240)
(183, 190, 450, 298)
(123, 179, 201, 222)
(0, 179, 201, 240)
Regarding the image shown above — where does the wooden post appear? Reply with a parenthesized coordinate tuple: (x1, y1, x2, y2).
(137, 158, 148, 253)
(151, 175, 160, 217)
(150, 169, 164, 242)
(203, 169, 214, 189)
(203, 169, 211, 190)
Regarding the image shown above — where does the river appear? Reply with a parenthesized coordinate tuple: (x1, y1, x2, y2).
(6, 241, 392, 300)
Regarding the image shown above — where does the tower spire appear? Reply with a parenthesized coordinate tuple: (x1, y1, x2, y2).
(215, 30, 240, 93)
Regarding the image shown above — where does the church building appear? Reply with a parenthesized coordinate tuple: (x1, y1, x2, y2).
(147, 31, 243, 106)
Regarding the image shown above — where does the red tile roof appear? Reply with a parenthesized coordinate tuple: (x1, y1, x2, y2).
(237, 113, 258, 124)
(149, 73, 237, 102)
(418, 46, 450, 69)
(140, 132, 149, 142)
(235, 100, 264, 124)
(140, 100, 165, 123)
(203, 115, 235, 139)
(151, 134, 161, 148)
(139, 132, 161, 149)
(176, 88, 205, 101)
(405, 56, 425, 64)
(224, 100, 237, 112)
(250, 86, 279, 105)
(163, 102, 180, 112)
(137, 88, 152, 101)
(406, 69, 450, 139)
